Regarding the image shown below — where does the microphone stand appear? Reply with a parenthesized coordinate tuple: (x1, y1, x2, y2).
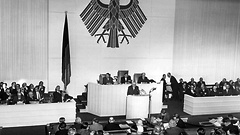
(148, 90, 152, 119)
(148, 87, 156, 119)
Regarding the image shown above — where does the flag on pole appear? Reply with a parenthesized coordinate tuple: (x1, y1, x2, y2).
(62, 12, 71, 90)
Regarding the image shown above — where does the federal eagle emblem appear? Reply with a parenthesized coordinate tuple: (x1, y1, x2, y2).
(80, 0, 147, 48)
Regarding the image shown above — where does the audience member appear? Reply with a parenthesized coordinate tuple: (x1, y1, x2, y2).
(197, 77, 206, 88)
(127, 82, 140, 95)
(210, 128, 226, 135)
(222, 117, 239, 135)
(219, 78, 228, 89)
(179, 82, 187, 101)
(28, 83, 35, 93)
(167, 72, 179, 101)
(227, 128, 239, 135)
(25, 91, 37, 104)
(12, 91, 25, 104)
(53, 85, 63, 103)
(173, 113, 186, 128)
(102, 73, 114, 85)
(186, 85, 197, 97)
(1, 88, 14, 104)
(210, 82, 220, 96)
(227, 114, 238, 125)
(187, 78, 196, 90)
(36, 81, 45, 93)
(72, 117, 84, 133)
(33, 86, 44, 102)
(78, 122, 90, 135)
(165, 119, 186, 135)
(103, 117, 121, 131)
(89, 118, 103, 132)
(158, 110, 171, 123)
(120, 73, 132, 84)
(179, 78, 184, 86)
(198, 83, 210, 97)
(55, 122, 68, 135)
(68, 127, 77, 135)
(137, 72, 150, 84)
(136, 120, 144, 134)
(59, 117, 66, 123)
(9, 82, 17, 95)
(235, 78, 240, 94)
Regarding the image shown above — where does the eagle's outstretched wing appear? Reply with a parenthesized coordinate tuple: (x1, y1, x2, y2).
(80, 0, 109, 36)
(119, 0, 147, 38)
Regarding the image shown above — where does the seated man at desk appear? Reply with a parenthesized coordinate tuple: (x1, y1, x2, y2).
(137, 73, 150, 84)
(103, 73, 114, 85)
(127, 82, 140, 95)
(120, 73, 132, 84)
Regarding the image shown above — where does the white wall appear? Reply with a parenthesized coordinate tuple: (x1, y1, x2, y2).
(48, 0, 176, 96)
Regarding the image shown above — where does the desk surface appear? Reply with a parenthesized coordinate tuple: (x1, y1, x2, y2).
(0, 102, 76, 127)
(184, 94, 240, 115)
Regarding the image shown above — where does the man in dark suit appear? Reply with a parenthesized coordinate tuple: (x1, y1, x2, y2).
(160, 74, 167, 102)
(167, 72, 179, 100)
(102, 73, 114, 85)
(25, 91, 37, 104)
(120, 73, 132, 84)
(36, 81, 45, 94)
(127, 82, 140, 95)
(137, 72, 149, 84)
(53, 85, 62, 103)
(222, 117, 239, 134)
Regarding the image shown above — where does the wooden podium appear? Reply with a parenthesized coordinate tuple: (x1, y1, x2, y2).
(126, 95, 149, 119)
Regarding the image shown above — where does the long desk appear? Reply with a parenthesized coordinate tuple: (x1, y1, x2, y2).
(184, 94, 240, 115)
(0, 101, 76, 127)
(87, 83, 163, 116)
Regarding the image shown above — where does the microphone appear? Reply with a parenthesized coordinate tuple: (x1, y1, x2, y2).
(150, 87, 157, 93)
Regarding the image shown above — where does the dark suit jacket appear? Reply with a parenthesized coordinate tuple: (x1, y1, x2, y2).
(137, 76, 149, 84)
(12, 93, 25, 104)
(36, 85, 46, 93)
(53, 91, 62, 103)
(103, 77, 114, 85)
(103, 123, 121, 131)
(127, 85, 140, 95)
(120, 76, 131, 84)
(26, 96, 37, 104)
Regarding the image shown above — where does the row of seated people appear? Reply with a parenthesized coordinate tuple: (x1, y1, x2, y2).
(52, 110, 187, 135)
(52, 116, 125, 135)
(151, 110, 240, 135)
(162, 76, 240, 101)
(0, 81, 46, 104)
(101, 72, 156, 85)
(178, 77, 240, 97)
(52, 110, 240, 135)
(0, 81, 73, 105)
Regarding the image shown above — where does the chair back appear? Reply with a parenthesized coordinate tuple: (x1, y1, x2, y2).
(133, 73, 142, 83)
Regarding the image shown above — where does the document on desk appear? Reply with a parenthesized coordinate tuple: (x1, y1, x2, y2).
(126, 120, 133, 124)
(119, 124, 130, 129)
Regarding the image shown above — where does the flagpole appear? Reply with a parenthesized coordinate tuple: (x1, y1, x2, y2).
(62, 10, 71, 93)
(64, 11, 67, 92)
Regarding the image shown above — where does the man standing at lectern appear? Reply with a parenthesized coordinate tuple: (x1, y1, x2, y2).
(127, 82, 140, 95)
(167, 72, 179, 101)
